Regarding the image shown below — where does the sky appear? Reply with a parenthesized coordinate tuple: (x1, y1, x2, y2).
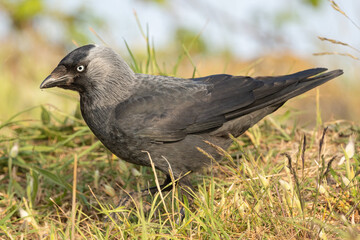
(1, 0, 360, 62)
(76, 0, 360, 59)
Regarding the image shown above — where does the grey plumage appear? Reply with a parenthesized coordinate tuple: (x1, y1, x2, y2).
(40, 44, 343, 188)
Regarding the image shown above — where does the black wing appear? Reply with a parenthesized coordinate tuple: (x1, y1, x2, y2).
(114, 68, 342, 142)
(114, 74, 261, 142)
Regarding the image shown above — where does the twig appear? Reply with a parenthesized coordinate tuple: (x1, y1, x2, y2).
(71, 154, 78, 240)
(282, 153, 305, 215)
(323, 156, 337, 179)
(318, 37, 360, 54)
(318, 127, 328, 162)
(313, 52, 360, 61)
(301, 135, 306, 180)
(329, 0, 360, 31)
(89, 27, 108, 46)
(142, 151, 172, 226)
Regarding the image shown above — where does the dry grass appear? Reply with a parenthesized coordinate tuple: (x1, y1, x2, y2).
(1, 5, 360, 237)
(0, 104, 359, 239)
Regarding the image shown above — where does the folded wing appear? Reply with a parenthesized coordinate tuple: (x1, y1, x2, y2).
(114, 68, 342, 142)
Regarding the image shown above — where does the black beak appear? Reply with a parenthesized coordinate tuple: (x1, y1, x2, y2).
(40, 65, 71, 89)
(40, 75, 65, 89)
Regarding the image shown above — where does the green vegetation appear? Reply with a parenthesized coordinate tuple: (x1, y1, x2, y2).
(1, 102, 359, 239)
(1, 1, 359, 239)
(0, 0, 103, 45)
(1, 30, 359, 239)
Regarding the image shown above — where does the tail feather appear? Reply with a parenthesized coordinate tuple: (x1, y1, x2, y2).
(283, 69, 343, 100)
(225, 69, 343, 120)
(255, 68, 328, 83)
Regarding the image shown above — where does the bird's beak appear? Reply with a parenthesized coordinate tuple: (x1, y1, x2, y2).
(40, 65, 72, 89)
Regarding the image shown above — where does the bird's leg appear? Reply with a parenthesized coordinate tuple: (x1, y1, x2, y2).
(115, 175, 173, 209)
(105, 176, 173, 222)
(177, 177, 195, 223)
(107, 175, 194, 223)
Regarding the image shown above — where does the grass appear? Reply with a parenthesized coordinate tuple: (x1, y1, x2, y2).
(1, 39, 359, 239)
(0, 104, 359, 239)
(1, 7, 360, 238)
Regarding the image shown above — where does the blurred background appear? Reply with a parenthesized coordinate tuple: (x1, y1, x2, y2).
(0, 0, 359, 125)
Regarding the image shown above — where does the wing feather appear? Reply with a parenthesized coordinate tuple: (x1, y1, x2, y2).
(114, 68, 342, 142)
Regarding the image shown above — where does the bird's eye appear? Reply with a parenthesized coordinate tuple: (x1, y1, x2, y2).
(77, 65, 85, 72)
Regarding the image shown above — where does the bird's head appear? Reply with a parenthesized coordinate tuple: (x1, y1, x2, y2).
(40, 44, 135, 94)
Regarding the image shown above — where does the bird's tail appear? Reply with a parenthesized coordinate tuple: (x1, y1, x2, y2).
(225, 68, 343, 120)
(272, 68, 343, 104)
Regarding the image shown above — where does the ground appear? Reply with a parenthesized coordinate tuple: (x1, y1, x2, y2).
(0, 104, 359, 239)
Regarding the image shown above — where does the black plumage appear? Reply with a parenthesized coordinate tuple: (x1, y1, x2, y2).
(40, 44, 343, 195)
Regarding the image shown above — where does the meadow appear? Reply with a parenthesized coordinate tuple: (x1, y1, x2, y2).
(1, 8, 360, 239)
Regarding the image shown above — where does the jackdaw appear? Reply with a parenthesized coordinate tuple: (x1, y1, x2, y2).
(40, 44, 343, 199)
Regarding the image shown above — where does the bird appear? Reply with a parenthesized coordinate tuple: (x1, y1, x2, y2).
(40, 44, 343, 205)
